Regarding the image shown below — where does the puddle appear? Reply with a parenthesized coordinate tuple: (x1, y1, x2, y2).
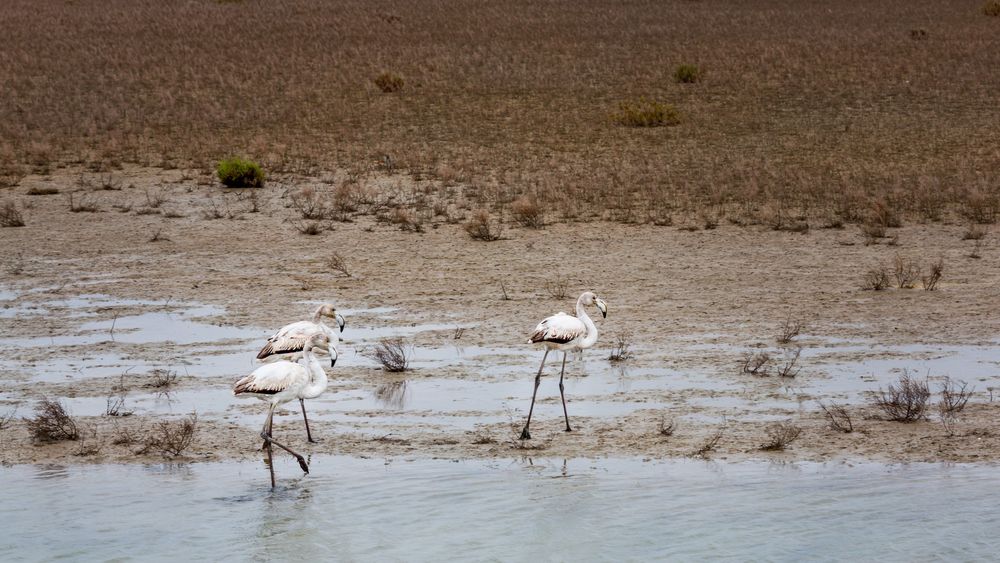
(2, 457, 999, 560)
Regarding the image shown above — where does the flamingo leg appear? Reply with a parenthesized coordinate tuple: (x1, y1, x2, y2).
(559, 352, 572, 432)
(520, 349, 549, 440)
(260, 406, 310, 483)
(300, 398, 316, 443)
(261, 406, 276, 489)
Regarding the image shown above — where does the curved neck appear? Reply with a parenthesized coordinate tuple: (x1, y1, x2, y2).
(300, 346, 329, 399)
(310, 306, 324, 324)
(575, 297, 599, 348)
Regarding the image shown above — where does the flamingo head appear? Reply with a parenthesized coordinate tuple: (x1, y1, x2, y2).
(319, 303, 346, 333)
(581, 291, 608, 318)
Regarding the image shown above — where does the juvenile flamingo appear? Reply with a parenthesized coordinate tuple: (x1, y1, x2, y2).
(520, 291, 607, 440)
(256, 302, 345, 442)
(234, 332, 331, 488)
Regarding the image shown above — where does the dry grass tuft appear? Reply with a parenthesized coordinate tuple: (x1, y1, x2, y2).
(861, 264, 890, 291)
(962, 224, 987, 240)
(819, 401, 854, 433)
(146, 369, 178, 389)
(0, 201, 25, 227)
(327, 251, 351, 277)
(692, 425, 725, 457)
(674, 64, 702, 83)
(26, 399, 80, 443)
(921, 258, 944, 290)
(608, 331, 633, 362)
(759, 421, 802, 451)
(874, 370, 930, 422)
(369, 338, 410, 372)
(464, 209, 503, 241)
(776, 317, 805, 344)
(510, 197, 544, 228)
(939, 377, 973, 415)
(140, 414, 198, 457)
(612, 98, 680, 127)
(893, 254, 919, 289)
(374, 71, 404, 93)
(658, 417, 676, 437)
(741, 350, 772, 376)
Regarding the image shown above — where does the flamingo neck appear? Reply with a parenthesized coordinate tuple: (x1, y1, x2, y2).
(576, 297, 599, 349)
(310, 306, 324, 324)
(299, 346, 329, 399)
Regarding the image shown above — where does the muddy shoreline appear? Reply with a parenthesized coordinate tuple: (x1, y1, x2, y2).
(2, 167, 999, 467)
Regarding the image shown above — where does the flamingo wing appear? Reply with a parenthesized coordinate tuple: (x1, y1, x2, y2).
(233, 362, 308, 395)
(256, 321, 322, 360)
(529, 312, 587, 344)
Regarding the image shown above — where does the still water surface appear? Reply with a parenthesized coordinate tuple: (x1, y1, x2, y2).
(3, 457, 998, 561)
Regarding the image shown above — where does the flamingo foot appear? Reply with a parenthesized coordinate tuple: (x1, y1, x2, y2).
(296, 456, 310, 474)
(519, 427, 531, 440)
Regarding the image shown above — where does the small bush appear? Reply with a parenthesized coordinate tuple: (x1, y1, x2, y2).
(776, 317, 805, 344)
(511, 197, 544, 228)
(26, 399, 80, 443)
(68, 193, 99, 212)
(939, 377, 972, 415)
(692, 426, 725, 457)
(922, 258, 944, 290)
(141, 414, 197, 457)
(613, 98, 680, 127)
(674, 64, 702, 83)
(658, 417, 676, 436)
(759, 421, 801, 451)
(369, 338, 410, 372)
(544, 277, 570, 300)
(874, 371, 930, 422)
(985, 0, 1000, 16)
(742, 350, 772, 376)
(147, 369, 178, 389)
(374, 72, 404, 93)
(464, 209, 503, 241)
(962, 224, 987, 240)
(608, 331, 633, 362)
(26, 186, 59, 196)
(328, 252, 351, 277)
(0, 201, 25, 227)
(893, 255, 919, 289)
(776, 347, 802, 378)
(862, 265, 890, 291)
(216, 157, 265, 188)
(819, 401, 854, 433)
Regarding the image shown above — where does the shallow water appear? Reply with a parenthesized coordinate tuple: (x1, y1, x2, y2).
(2, 457, 999, 561)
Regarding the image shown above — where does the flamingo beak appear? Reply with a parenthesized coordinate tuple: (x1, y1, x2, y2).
(596, 298, 607, 318)
(329, 347, 338, 368)
(335, 314, 346, 333)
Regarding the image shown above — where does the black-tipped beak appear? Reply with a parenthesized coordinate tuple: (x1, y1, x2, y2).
(601, 310, 607, 319)
(336, 314, 346, 333)
(330, 357, 337, 368)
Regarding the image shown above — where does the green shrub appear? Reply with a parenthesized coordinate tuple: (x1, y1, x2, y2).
(612, 98, 680, 127)
(674, 64, 702, 84)
(985, 1, 1000, 16)
(216, 157, 264, 188)
(374, 72, 404, 93)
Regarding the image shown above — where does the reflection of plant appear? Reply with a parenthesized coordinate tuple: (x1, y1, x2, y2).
(373, 381, 408, 409)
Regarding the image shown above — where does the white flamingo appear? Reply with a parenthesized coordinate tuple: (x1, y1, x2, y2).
(520, 291, 607, 440)
(256, 303, 345, 442)
(234, 332, 332, 488)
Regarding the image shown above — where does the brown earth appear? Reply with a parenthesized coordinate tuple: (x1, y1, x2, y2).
(1, 166, 999, 467)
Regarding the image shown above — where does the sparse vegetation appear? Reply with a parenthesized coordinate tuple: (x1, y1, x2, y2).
(544, 277, 570, 300)
(692, 425, 725, 457)
(608, 331, 633, 362)
(68, 193, 99, 213)
(369, 338, 410, 372)
(819, 401, 854, 433)
(0, 201, 25, 227)
(658, 417, 676, 437)
(464, 209, 503, 241)
(216, 158, 264, 188)
(776, 347, 802, 378)
(105, 392, 134, 417)
(328, 251, 351, 277)
(962, 224, 987, 240)
(26, 399, 80, 443)
(612, 98, 680, 127)
(759, 421, 802, 451)
(874, 371, 931, 422)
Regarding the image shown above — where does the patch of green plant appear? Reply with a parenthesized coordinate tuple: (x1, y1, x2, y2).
(674, 64, 702, 83)
(216, 157, 265, 188)
(612, 98, 680, 127)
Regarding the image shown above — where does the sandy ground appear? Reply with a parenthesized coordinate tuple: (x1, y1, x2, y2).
(1, 166, 999, 467)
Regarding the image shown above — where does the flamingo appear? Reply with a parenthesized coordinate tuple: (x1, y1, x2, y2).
(234, 332, 332, 488)
(256, 302, 345, 442)
(520, 291, 607, 440)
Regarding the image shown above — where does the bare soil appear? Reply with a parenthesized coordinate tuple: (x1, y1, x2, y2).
(1, 167, 999, 466)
